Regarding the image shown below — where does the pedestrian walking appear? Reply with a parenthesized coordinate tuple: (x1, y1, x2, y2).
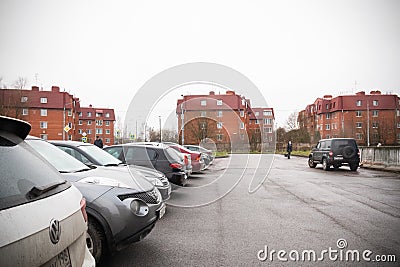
(94, 136, 103, 148)
(286, 140, 292, 159)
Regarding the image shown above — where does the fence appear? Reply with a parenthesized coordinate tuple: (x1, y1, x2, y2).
(359, 146, 400, 170)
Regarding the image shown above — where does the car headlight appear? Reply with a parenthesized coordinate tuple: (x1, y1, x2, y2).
(122, 198, 149, 216)
(148, 178, 163, 187)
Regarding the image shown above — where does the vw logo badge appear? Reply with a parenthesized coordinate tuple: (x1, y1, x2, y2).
(49, 219, 61, 244)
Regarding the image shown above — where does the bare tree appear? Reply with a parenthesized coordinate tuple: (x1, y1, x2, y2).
(285, 111, 299, 130)
(13, 77, 27, 89)
(185, 118, 217, 144)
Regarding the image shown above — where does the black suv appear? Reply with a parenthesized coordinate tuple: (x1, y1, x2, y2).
(308, 138, 360, 171)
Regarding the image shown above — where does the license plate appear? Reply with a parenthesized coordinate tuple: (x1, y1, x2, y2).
(158, 204, 166, 219)
(43, 248, 71, 267)
(334, 156, 343, 160)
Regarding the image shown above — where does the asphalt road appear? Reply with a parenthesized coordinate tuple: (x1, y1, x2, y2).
(101, 154, 400, 266)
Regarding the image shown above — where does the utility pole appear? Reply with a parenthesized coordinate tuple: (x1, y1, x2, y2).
(181, 97, 185, 145)
(367, 101, 370, 146)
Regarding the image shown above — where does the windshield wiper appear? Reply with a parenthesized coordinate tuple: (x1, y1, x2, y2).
(27, 180, 67, 198)
(104, 163, 119, 167)
(74, 167, 92, 172)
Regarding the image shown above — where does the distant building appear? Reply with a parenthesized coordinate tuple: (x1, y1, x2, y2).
(298, 91, 400, 145)
(0, 86, 115, 144)
(176, 90, 274, 151)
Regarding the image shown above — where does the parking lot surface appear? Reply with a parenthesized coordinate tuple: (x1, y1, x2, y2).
(102, 154, 400, 266)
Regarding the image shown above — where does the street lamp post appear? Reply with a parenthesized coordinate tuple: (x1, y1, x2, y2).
(159, 116, 162, 143)
(181, 95, 185, 145)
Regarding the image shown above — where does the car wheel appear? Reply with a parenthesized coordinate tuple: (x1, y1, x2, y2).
(350, 163, 358, 171)
(308, 158, 317, 168)
(322, 158, 330, 171)
(87, 219, 107, 263)
(343, 146, 356, 158)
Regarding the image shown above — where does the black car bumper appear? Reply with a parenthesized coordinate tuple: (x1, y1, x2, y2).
(166, 171, 187, 186)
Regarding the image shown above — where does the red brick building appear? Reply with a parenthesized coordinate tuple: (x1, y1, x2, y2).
(0, 86, 115, 144)
(298, 91, 400, 145)
(176, 90, 274, 151)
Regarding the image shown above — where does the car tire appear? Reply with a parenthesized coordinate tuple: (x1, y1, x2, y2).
(350, 163, 358, 171)
(308, 158, 317, 168)
(322, 158, 330, 171)
(87, 219, 107, 264)
(343, 146, 356, 159)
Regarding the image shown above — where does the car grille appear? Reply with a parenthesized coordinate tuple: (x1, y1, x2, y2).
(118, 189, 160, 204)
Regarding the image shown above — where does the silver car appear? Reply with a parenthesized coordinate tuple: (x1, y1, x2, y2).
(26, 136, 166, 264)
(0, 116, 95, 267)
(48, 140, 171, 201)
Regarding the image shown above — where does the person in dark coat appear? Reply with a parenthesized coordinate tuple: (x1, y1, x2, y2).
(94, 136, 103, 148)
(286, 140, 292, 159)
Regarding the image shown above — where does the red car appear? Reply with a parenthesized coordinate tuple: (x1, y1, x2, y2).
(164, 142, 205, 173)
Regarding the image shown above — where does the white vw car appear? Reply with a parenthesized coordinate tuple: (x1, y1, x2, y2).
(0, 116, 95, 267)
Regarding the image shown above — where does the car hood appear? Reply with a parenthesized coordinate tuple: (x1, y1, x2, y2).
(62, 165, 154, 193)
(130, 165, 165, 178)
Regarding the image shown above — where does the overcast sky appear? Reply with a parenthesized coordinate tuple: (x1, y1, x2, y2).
(1, 0, 399, 129)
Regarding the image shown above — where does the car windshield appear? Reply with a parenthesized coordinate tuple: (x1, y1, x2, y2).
(26, 139, 91, 173)
(79, 144, 122, 166)
(0, 132, 68, 210)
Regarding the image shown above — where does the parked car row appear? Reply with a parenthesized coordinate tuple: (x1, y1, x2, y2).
(0, 115, 217, 266)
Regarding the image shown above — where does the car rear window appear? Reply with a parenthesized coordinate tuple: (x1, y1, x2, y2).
(332, 139, 357, 149)
(0, 132, 70, 210)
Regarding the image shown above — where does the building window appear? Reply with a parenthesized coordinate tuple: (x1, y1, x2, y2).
(105, 121, 110, 126)
(105, 113, 110, 118)
(78, 112, 82, 117)
(397, 133, 400, 141)
(255, 111, 259, 116)
(373, 100, 378, 106)
(325, 124, 330, 130)
(78, 120, 83, 125)
(356, 133, 363, 140)
(356, 122, 362, 128)
(356, 100, 362, 106)
(397, 110, 400, 116)
(68, 109, 72, 116)
(21, 96, 28, 102)
(326, 104, 329, 110)
(96, 113, 102, 117)
(40, 122, 48, 129)
(41, 109, 47, 116)
(326, 113, 331, 119)
(96, 128, 103, 134)
(263, 110, 272, 116)
(217, 122, 223, 129)
(200, 100, 207, 106)
(265, 127, 272, 133)
(68, 122, 72, 128)
(106, 129, 111, 134)
(40, 134, 48, 140)
(356, 111, 362, 117)
(40, 97, 47, 104)
(217, 134, 223, 141)
(105, 138, 110, 143)
(96, 120, 103, 126)
(87, 121, 92, 125)
(264, 118, 272, 124)
(87, 129, 92, 134)
(397, 122, 400, 128)
(78, 129, 83, 134)
(372, 110, 378, 117)
(22, 108, 28, 115)
(372, 122, 379, 129)
(217, 110, 223, 117)
(240, 110, 245, 117)
(68, 135, 72, 141)
(217, 99, 223, 106)
(240, 122, 245, 129)
(87, 112, 92, 117)
(201, 111, 207, 117)
(255, 119, 260, 124)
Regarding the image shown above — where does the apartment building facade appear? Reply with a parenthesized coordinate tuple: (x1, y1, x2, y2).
(0, 86, 115, 144)
(298, 91, 400, 145)
(176, 90, 274, 151)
